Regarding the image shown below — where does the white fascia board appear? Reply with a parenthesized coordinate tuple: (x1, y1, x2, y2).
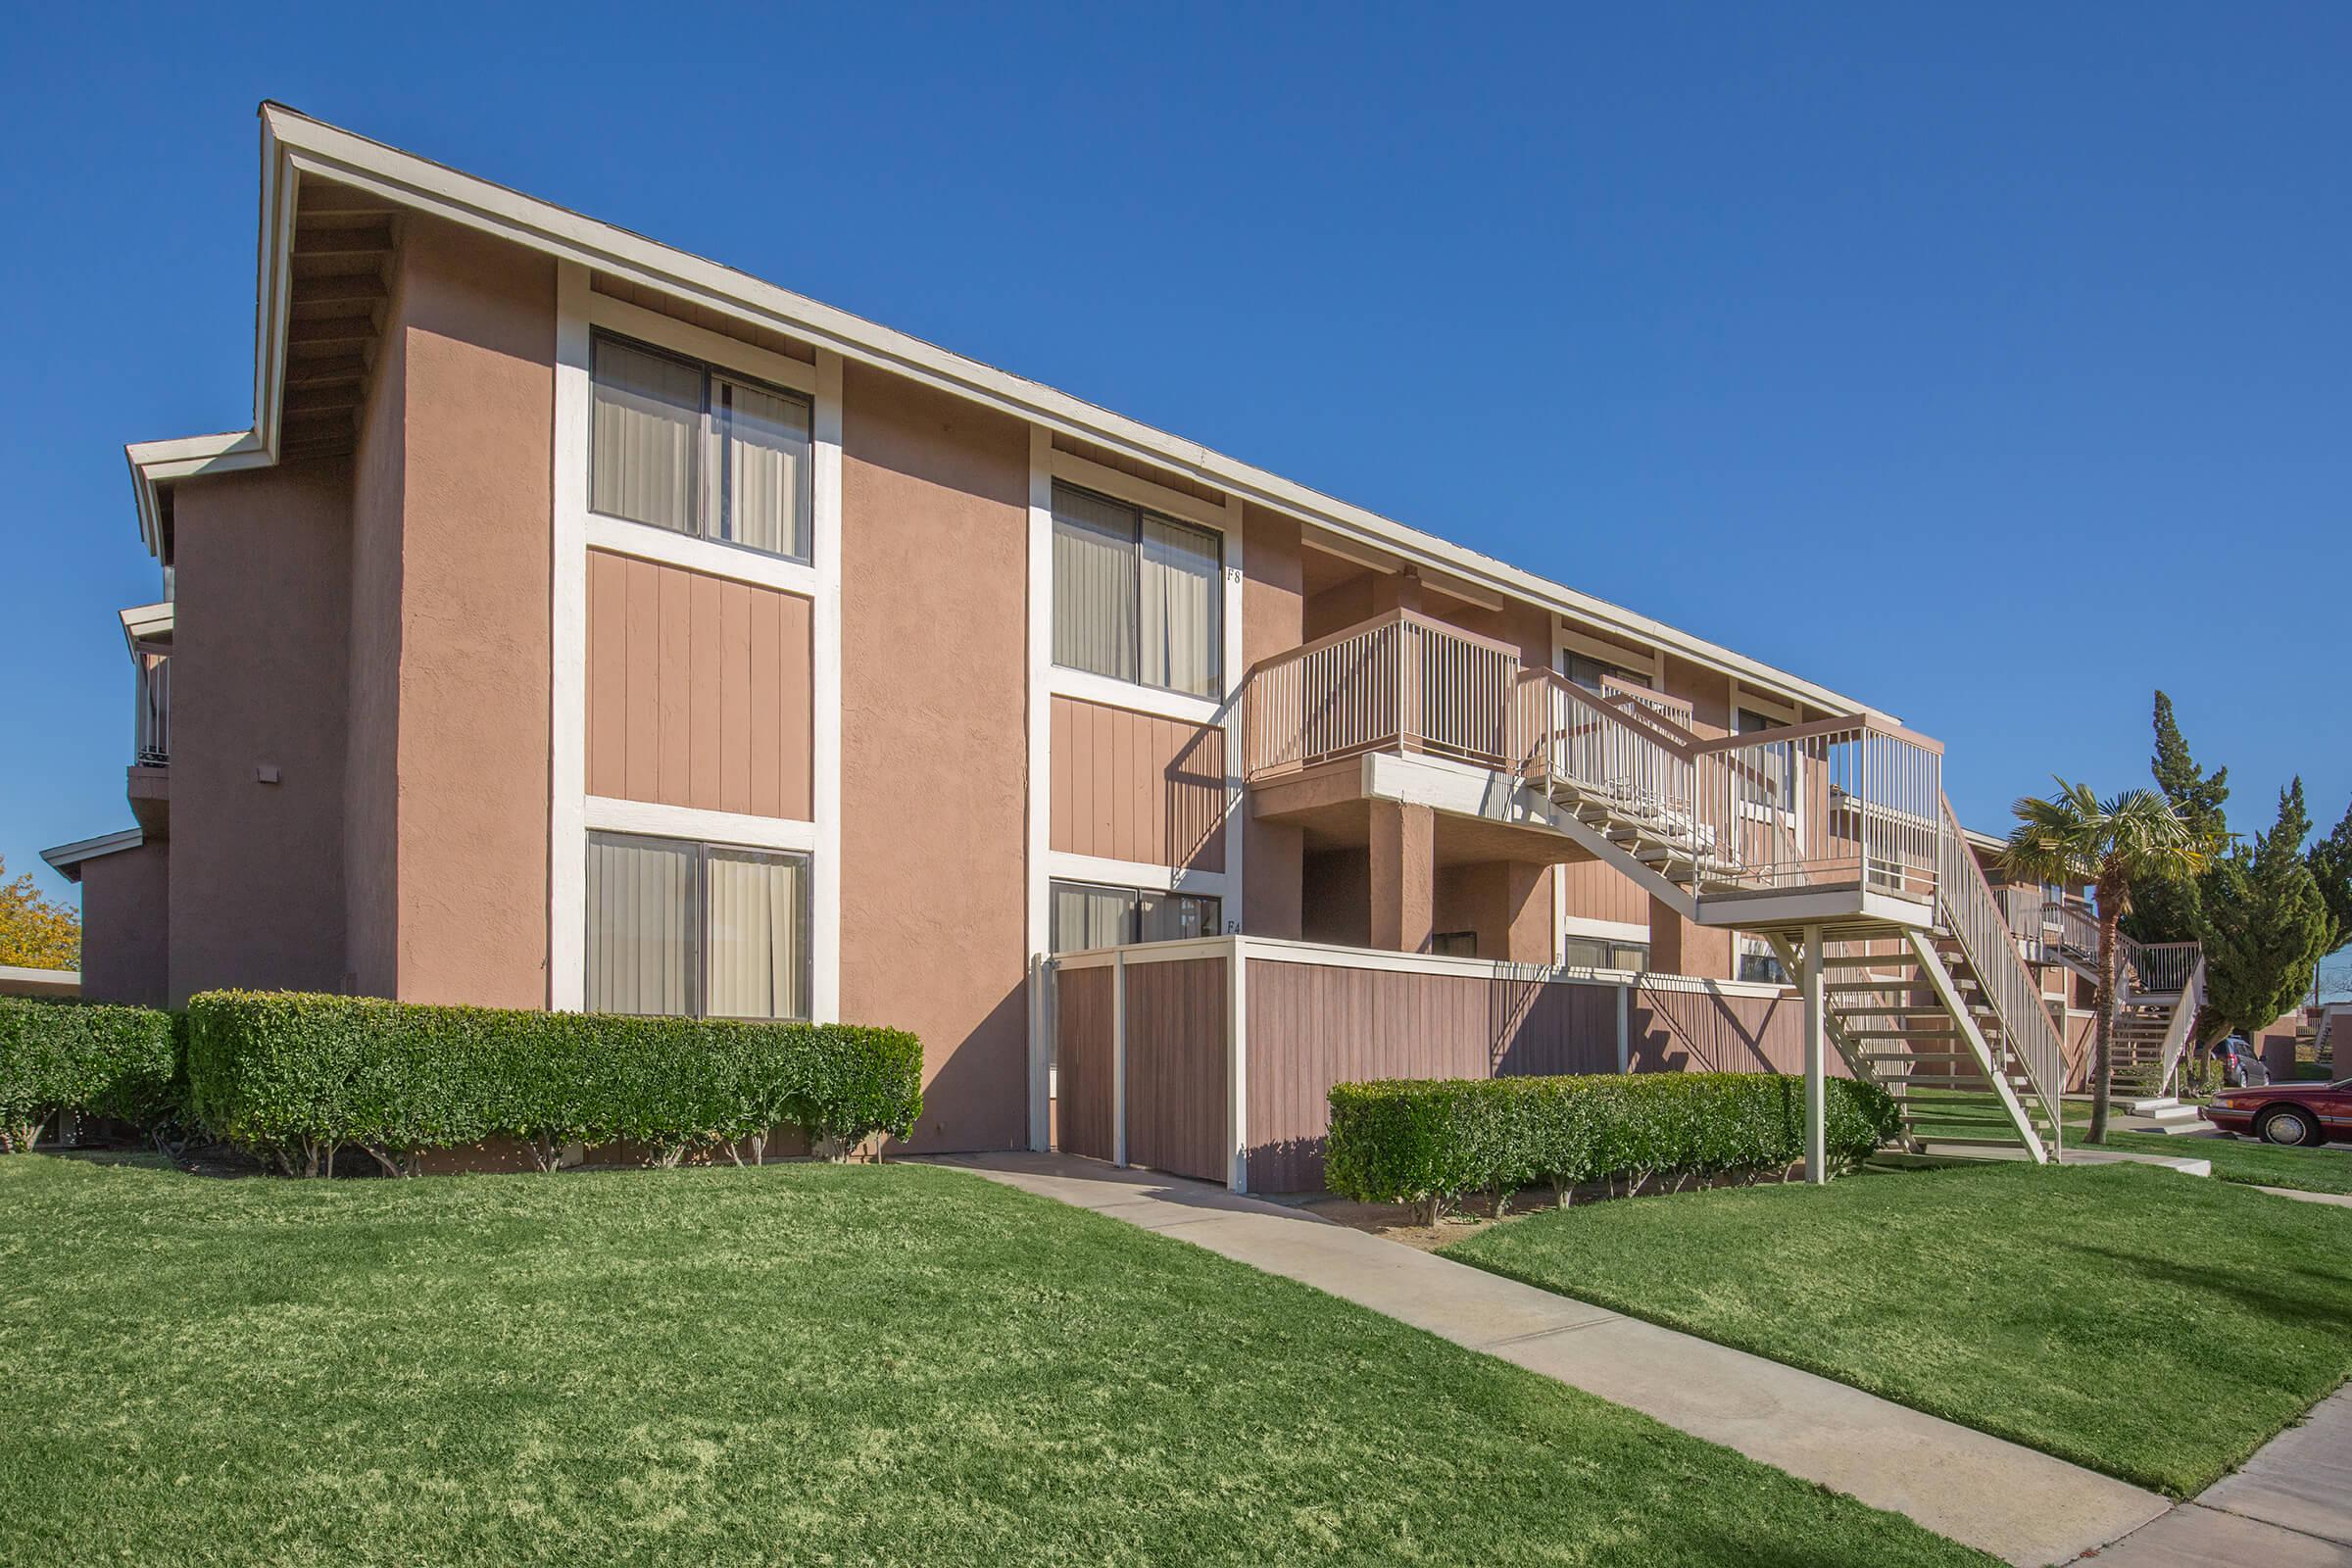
(230, 103, 1875, 719)
(124, 431, 272, 559)
(39, 827, 145, 882)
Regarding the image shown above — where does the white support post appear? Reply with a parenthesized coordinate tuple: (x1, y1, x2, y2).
(1111, 950, 1128, 1168)
(1615, 981, 1631, 1073)
(1228, 936, 1250, 1192)
(1802, 923, 1827, 1184)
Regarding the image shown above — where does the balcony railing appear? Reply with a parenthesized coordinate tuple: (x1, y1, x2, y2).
(1247, 610, 1945, 903)
(1242, 610, 1520, 779)
(134, 649, 171, 766)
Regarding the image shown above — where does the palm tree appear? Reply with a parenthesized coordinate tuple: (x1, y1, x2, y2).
(2001, 780, 2211, 1145)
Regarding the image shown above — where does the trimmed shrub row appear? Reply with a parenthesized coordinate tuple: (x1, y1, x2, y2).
(185, 991, 922, 1176)
(1326, 1072, 1901, 1221)
(0, 996, 181, 1152)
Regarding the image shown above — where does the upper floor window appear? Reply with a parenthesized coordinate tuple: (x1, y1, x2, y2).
(590, 333, 812, 564)
(1558, 652, 1636, 694)
(1052, 483, 1222, 699)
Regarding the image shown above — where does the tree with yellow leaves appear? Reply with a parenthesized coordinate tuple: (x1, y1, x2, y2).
(0, 857, 80, 970)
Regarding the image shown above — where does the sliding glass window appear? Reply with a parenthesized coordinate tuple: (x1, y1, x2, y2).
(586, 832, 810, 1020)
(1051, 483, 1221, 698)
(590, 333, 812, 564)
(1048, 879, 1222, 954)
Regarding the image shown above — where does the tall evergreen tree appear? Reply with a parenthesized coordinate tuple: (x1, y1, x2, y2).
(2305, 795, 2352, 956)
(2202, 779, 2332, 1036)
(2123, 691, 2227, 945)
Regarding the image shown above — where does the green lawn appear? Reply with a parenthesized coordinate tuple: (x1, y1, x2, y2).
(1442, 1161, 2352, 1496)
(0, 1155, 1984, 1568)
(1897, 1088, 2352, 1196)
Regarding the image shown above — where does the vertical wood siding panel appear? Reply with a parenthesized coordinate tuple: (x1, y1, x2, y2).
(718, 579, 753, 815)
(687, 568, 724, 810)
(583, 549, 812, 823)
(746, 588, 784, 819)
(622, 556, 662, 804)
(656, 564, 693, 807)
(1054, 967, 1114, 1162)
(585, 551, 629, 799)
(778, 592, 812, 821)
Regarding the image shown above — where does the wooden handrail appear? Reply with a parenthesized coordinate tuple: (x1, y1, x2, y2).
(1241, 607, 1523, 681)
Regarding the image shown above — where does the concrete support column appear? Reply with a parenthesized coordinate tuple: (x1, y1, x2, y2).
(1368, 799, 1435, 955)
(1503, 861, 1553, 962)
(1370, 566, 1425, 615)
(1802, 922, 1827, 1185)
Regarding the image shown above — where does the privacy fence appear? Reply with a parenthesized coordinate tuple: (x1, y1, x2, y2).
(1042, 936, 1819, 1193)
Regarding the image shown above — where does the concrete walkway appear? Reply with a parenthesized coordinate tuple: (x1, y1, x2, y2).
(2089, 1386, 2352, 1565)
(925, 1152, 2167, 1566)
(2259, 1185, 2352, 1209)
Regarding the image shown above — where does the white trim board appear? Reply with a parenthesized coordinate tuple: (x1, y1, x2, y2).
(1045, 851, 1231, 900)
(550, 270, 843, 1019)
(1051, 933, 1788, 999)
(137, 103, 1883, 722)
(1046, 666, 1223, 727)
(585, 797, 817, 854)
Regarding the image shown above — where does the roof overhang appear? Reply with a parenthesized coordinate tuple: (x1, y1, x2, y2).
(118, 601, 173, 660)
(127, 101, 1884, 717)
(39, 827, 145, 884)
(0, 965, 80, 1000)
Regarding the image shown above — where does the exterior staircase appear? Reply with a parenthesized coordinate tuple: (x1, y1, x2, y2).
(2018, 895, 2207, 1099)
(1514, 673, 2069, 1161)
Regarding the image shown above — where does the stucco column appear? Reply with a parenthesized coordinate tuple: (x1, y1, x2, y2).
(1369, 799, 1435, 954)
(1503, 862, 1552, 963)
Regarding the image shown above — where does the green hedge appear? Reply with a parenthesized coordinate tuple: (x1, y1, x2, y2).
(0, 996, 181, 1152)
(1326, 1072, 1900, 1221)
(185, 992, 923, 1176)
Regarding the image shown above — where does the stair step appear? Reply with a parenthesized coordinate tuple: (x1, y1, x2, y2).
(1920, 1134, 2037, 1149)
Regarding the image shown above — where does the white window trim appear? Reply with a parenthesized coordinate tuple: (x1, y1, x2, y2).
(1028, 431, 1247, 1151)
(1047, 849, 1230, 900)
(1555, 620, 1661, 683)
(583, 512, 818, 600)
(553, 263, 843, 1019)
(1046, 666, 1222, 725)
(586, 796, 817, 854)
(1559, 914, 1651, 945)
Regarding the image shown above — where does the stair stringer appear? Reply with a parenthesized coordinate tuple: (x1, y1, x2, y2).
(1904, 930, 2049, 1163)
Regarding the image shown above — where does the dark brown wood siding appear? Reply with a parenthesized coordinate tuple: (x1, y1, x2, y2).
(1628, 981, 1831, 1077)
(1054, 965, 1114, 1163)
(1242, 960, 1621, 1193)
(1123, 958, 1230, 1183)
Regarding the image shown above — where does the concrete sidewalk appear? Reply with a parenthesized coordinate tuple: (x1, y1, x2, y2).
(2091, 1386, 2352, 1566)
(925, 1151, 2167, 1567)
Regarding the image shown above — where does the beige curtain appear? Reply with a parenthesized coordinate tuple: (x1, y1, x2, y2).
(1050, 882, 1134, 953)
(714, 376, 811, 560)
(1052, 487, 1140, 681)
(706, 850, 808, 1020)
(1142, 515, 1220, 697)
(586, 834, 696, 1015)
(591, 338, 702, 533)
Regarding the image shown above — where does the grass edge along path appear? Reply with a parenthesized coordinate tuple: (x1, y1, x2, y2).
(0, 1153, 1989, 1568)
(1441, 1160, 2352, 1497)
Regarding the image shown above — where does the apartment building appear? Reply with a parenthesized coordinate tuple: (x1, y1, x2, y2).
(48, 106, 2135, 1178)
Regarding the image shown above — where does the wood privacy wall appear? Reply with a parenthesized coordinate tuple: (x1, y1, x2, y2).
(1050, 694, 1226, 873)
(1054, 965, 1114, 1164)
(1122, 957, 1229, 1182)
(1053, 948, 1823, 1195)
(586, 549, 813, 820)
(1244, 961, 1618, 1193)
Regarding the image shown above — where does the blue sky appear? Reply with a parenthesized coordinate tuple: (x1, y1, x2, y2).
(4, 4, 2347, 980)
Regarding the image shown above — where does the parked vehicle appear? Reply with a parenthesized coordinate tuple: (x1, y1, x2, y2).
(2212, 1036, 2271, 1089)
(2201, 1077, 2352, 1146)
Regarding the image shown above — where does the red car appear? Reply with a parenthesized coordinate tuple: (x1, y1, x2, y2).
(2202, 1078, 2352, 1146)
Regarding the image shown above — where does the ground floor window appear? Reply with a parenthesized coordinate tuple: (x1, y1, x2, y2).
(1737, 937, 1788, 986)
(586, 832, 810, 1020)
(1563, 936, 1648, 971)
(1432, 931, 1479, 958)
(1048, 879, 1221, 954)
